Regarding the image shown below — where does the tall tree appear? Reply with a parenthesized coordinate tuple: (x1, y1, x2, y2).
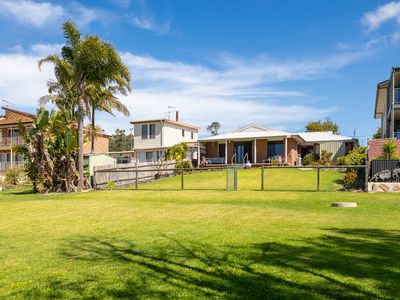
(373, 127, 382, 139)
(109, 129, 133, 152)
(305, 120, 339, 134)
(87, 85, 130, 153)
(39, 21, 131, 190)
(207, 122, 221, 136)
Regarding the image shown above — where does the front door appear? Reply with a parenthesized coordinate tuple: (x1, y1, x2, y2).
(235, 142, 252, 163)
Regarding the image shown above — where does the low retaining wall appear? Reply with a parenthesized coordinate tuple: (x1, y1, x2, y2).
(368, 182, 400, 192)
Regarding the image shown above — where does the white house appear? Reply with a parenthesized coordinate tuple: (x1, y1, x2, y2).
(131, 112, 200, 163)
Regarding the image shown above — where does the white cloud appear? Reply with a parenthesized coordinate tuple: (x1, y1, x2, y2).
(0, 54, 53, 106)
(0, 0, 99, 28)
(0, 0, 64, 27)
(362, 1, 400, 31)
(1, 46, 372, 135)
(30, 43, 63, 56)
(128, 0, 172, 34)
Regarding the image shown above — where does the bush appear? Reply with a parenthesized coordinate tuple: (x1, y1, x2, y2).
(166, 143, 189, 161)
(174, 160, 193, 174)
(343, 169, 358, 188)
(338, 147, 367, 189)
(5, 167, 26, 185)
(336, 156, 347, 165)
(106, 181, 116, 189)
(316, 150, 333, 166)
(303, 153, 317, 166)
(382, 140, 397, 159)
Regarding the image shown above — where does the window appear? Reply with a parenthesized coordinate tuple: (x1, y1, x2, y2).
(182, 129, 185, 137)
(191, 132, 194, 139)
(149, 124, 156, 139)
(141, 124, 148, 139)
(145, 151, 153, 162)
(142, 124, 156, 139)
(268, 141, 284, 158)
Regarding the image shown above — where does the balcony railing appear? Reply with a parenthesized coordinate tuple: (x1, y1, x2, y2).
(0, 137, 25, 147)
(0, 161, 25, 171)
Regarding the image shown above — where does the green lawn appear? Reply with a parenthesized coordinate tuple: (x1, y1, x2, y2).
(138, 168, 344, 191)
(0, 169, 399, 299)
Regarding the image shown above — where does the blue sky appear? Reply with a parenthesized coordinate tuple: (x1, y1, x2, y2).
(0, 0, 399, 143)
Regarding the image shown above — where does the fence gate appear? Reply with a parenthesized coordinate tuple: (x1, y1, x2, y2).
(226, 166, 238, 191)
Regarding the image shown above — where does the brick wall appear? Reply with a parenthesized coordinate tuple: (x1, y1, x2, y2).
(83, 135, 109, 153)
(367, 139, 400, 161)
(286, 138, 298, 164)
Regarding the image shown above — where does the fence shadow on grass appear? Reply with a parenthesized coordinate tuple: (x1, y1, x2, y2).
(17, 228, 400, 299)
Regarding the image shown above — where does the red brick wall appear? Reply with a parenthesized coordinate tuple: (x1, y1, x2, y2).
(368, 139, 400, 161)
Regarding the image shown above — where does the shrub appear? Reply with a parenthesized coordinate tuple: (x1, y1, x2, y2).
(5, 167, 25, 185)
(339, 146, 367, 190)
(303, 153, 317, 166)
(343, 147, 366, 166)
(106, 181, 116, 189)
(343, 169, 358, 188)
(336, 156, 347, 165)
(174, 160, 193, 174)
(317, 150, 333, 166)
(382, 140, 397, 159)
(166, 143, 189, 161)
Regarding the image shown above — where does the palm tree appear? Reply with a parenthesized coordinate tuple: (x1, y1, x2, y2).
(86, 84, 130, 153)
(39, 21, 131, 190)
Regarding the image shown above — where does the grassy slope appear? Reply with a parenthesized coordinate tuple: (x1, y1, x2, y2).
(0, 169, 399, 299)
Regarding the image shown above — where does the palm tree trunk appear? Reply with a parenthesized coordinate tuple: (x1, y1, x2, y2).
(91, 105, 95, 153)
(77, 95, 84, 191)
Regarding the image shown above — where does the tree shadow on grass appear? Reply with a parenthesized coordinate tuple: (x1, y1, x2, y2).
(17, 228, 400, 299)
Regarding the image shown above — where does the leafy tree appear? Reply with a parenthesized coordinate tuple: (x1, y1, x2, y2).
(109, 129, 133, 152)
(339, 146, 367, 189)
(87, 85, 130, 153)
(373, 127, 382, 139)
(207, 122, 221, 136)
(305, 120, 339, 134)
(39, 21, 131, 190)
(16, 108, 90, 192)
(165, 142, 189, 161)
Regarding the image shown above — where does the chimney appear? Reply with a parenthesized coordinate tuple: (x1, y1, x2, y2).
(175, 111, 179, 122)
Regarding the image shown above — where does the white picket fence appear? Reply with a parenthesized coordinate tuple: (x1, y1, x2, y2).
(93, 161, 176, 189)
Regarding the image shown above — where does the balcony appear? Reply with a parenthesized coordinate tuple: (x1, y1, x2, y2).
(0, 137, 25, 147)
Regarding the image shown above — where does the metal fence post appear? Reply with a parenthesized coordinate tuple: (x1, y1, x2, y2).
(261, 166, 264, 191)
(181, 169, 184, 190)
(364, 162, 369, 192)
(317, 166, 320, 192)
(234, 167, 238, 191)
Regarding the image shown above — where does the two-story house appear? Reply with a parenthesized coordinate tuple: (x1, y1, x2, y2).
(375, 67, 400, 138)
(0, 106, 112, 175)
(0, 107, 33, 173)
(131, 112, 200, 163)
